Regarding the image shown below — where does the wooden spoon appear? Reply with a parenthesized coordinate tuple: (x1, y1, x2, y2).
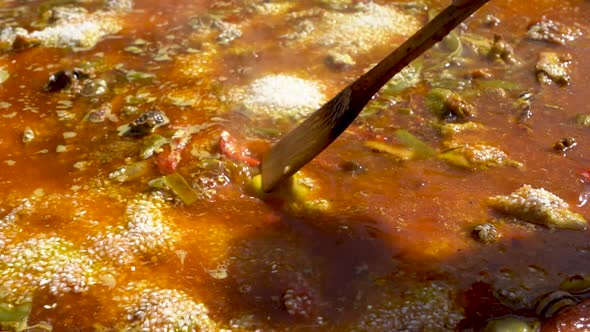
(261, 0, 491, 192)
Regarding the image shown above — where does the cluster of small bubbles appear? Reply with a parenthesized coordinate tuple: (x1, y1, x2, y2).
(0, 236, 104, 304)
(86, 195, 179, 265)
(283, 288, 313, 317)
(114, 282, 216, 332)
(354, 282, 464, 332)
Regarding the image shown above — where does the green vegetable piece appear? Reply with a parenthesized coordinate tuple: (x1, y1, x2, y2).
(442, 30, 463, 61)
(365, 140, 414, 161)
(383, 60, 423, 95)
(429, 9, 463, 61)
(394, 129, 436, 159)
(440, 122, 482, 137)
(426, 88, 453, 116)
(439, 144, 522, 170)
(109, 160, 152, 183)
(560, 275, 590, 293)
(126, 70, 156, 82)
(0, 68, 9, 84)
(461, 32, 493, 56)
(124, 46, 144, 54)
(0, 302, 31, 323)
(156, 173, 199, 205)
(140, 135, 168, 159)
(438, 148, 472, 168)
(477, 80, 520, 90)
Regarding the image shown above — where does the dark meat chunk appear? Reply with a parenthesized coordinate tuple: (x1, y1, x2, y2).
(427, 88, 475, 122)
(552, 137, 576, 152)
(117, 109, 170, 137)
(43, 69, 88, 92)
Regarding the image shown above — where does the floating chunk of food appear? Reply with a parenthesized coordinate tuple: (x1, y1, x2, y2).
(487, 185, 588, 230)
(249, 172, 315, 204)
(365, 140, 414, 161)
(229, 74, 325, 120)
(117, 108, 170, 137)
(86, 102, 116, 123)
(427, 88, 475, 122)
(439, 144, 522, 170)
(535, 52, 572, 86)
(113, 282, 216, 331)
(324, 51, 356, 71)
(43, 68, 88, 92)
(148, 173, 200, 205)
(189, 15, 242, 45)
(575, 114, 590, 128)
(487, 34, 517, 64)
(0, 6, 124, 51)
(0, 66, 9, 84)
(0, 27, 39, 51)
(0, 236, 105, 304)
(482, 316, 540, 332)
(440, 122, 484, 137)
(552, 137, 577, 152)
(472, 223, 498, 244)
(560, 274, 590, 295)
(87, 196, 179, 265)
(527, 19, 581, 45)
(287, 2, 420, 56)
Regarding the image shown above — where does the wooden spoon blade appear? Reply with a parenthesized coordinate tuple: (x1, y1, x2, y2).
(261, 0, 490, 192)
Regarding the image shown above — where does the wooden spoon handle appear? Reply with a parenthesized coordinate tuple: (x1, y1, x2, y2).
(261, 0, 490, 192)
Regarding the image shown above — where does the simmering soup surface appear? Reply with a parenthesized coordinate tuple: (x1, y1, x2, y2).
(0, 0, 590, 331)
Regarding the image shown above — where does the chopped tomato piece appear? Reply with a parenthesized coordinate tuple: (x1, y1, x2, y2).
(219, 131, 260, 167)
(156, 147, 182, 174)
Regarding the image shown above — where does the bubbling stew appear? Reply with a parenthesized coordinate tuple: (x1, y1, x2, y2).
(0, 0, 590, 331)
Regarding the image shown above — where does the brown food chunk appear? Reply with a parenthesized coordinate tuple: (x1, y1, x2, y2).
(487, 185, 588, 230)
(488, 34, 517, 64)
(536, 52, 572, 86)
